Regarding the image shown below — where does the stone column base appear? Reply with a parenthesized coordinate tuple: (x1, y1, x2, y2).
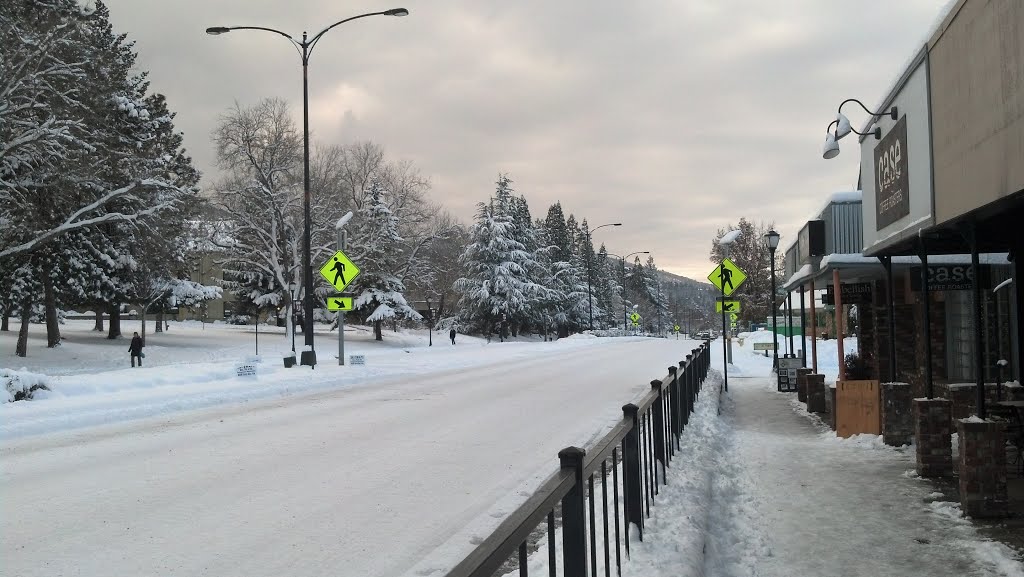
(913, 398, 952, 478)
(957, 419, 1009, 518)
(882, 383, 913, 446)
(806, 374, 827, 413)
(796, 368, 812, 403)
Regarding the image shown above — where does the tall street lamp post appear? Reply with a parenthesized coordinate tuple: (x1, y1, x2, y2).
(764, 229, 781, 369)
(609, 251, 648, 330)
(207, 8, 409, 367)
(584, 223, 621, 330)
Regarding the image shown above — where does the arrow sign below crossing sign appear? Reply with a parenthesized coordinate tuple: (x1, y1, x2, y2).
(715, 300, 741, 313)
(326, 296, 354, 312)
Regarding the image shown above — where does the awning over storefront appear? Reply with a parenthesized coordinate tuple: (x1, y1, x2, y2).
(782, 253, 1010, 292)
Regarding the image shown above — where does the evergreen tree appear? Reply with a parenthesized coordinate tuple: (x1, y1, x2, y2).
(455, 180, 545, 337)
(350, 179, 421, 341)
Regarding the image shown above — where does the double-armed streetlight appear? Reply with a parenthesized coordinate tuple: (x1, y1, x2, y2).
(763, 229, 781, 368)
(206, 8, 409, 367)
(608, 251, 649, 330)
(584, 223, 621, 330)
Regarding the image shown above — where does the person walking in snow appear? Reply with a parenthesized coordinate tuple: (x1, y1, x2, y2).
(449, 328, 457, 345)
(129, 331, 144, 367)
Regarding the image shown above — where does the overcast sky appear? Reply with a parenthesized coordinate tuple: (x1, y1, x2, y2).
(103, 0, 947, 280)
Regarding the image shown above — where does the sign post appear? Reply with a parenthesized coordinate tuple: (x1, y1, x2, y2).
(320, 218, 359, 366)
(707, 258, 748, 391)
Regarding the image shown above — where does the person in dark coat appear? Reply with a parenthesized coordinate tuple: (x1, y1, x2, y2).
(449, 328, 457, 345)
(129, 331, 144, 367)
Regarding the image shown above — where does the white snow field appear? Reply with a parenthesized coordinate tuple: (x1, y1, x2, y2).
(2, 320, 700, 577)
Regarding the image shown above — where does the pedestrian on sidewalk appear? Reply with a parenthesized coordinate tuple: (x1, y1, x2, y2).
(449, 328, 457, 345)
(129, 331, 144, 367)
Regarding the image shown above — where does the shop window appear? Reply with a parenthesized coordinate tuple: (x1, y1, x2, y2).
(946, 291, 975, 382)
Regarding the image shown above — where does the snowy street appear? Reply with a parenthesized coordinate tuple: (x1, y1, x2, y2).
(1, 335, 696, 577)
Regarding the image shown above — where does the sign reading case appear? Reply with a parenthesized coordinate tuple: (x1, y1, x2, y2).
(875, 115, 910, 230)
(909, 264, 992, 291)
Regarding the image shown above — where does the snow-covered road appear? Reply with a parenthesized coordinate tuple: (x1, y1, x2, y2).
(2, 338, 695, 577)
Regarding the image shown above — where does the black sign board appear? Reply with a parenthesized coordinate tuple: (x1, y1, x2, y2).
(822, 282, 873, 305)
(875, 115, 910, 230)
(797, 220, 826, 265)
(909, 265, 991, 291)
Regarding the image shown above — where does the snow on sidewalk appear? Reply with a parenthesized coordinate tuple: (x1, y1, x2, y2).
(725, 374, 1024, 577)
(607, 353, 1022, 575)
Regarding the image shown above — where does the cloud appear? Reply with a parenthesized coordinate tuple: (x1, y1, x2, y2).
(104, 0, 947, 280)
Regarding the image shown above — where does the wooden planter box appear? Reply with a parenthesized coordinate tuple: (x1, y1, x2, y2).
(836, 380, 881, 438)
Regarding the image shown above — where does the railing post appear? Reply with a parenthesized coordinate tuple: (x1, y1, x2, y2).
(621, 404, 643, 542)
(696, 348, 704, 393)
(684, 355, 693, 422)
(650, 380, 666, 482)
(668, 366, 680, 444)
(559, 446, 588, 577)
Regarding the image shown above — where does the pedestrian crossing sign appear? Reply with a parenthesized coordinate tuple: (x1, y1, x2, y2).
(319, 250, 361, 292)
(630, 312, 641, 324)
(707, 258, 747, 297)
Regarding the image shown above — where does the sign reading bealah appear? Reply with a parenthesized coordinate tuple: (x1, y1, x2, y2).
(875, 115, 910, 230)
(822, 282, 873, 305)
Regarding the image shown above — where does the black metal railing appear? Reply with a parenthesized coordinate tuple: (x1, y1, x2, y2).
(444, 342, 712, 577)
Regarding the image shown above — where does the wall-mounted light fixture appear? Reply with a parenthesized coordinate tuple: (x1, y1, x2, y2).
(821, 98, 898, 159)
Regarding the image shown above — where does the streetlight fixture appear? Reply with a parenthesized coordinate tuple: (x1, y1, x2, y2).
(820, 98, 898, 159)
(764, 229, 781, 368)
(206, 8, 409, 367)
(609, 250, 648, 331)
(584, 223, 622, 330)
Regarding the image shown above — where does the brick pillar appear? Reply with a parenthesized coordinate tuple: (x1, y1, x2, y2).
(806, 374, 827, 413)
(881, 383, 913, 446)
(913, 398, 952, 478)
(957, 419, 1009, 518)
(796, 368, 812, 403)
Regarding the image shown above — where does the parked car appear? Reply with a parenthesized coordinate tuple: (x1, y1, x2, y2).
(694, 330, 711, 340)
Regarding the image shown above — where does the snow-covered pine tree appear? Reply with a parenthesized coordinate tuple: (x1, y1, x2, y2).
(349, 179, 421, 341)
(594, 244, 619, 329)
(455, 179, 545, 337)
(1, 1, 201, 262)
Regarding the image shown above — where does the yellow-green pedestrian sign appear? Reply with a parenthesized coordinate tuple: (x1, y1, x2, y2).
(730, 312, 739, 322)
(326, 296, 354, 312)
(629, 312, 641, 325)
(715, 300, 741, 313)
(674, 325, 680, 332)
(707, 258, 747, 297)
(319, 250, 361, 292)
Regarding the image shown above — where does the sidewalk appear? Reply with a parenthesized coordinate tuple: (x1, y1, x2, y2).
(724, 373, 1023, 577)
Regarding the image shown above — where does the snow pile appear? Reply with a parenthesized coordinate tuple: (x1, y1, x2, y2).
(927, 501, 1024, 577)
(2, 368, 50, 402)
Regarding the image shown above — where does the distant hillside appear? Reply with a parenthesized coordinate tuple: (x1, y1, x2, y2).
(657, 269, 709, 288)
